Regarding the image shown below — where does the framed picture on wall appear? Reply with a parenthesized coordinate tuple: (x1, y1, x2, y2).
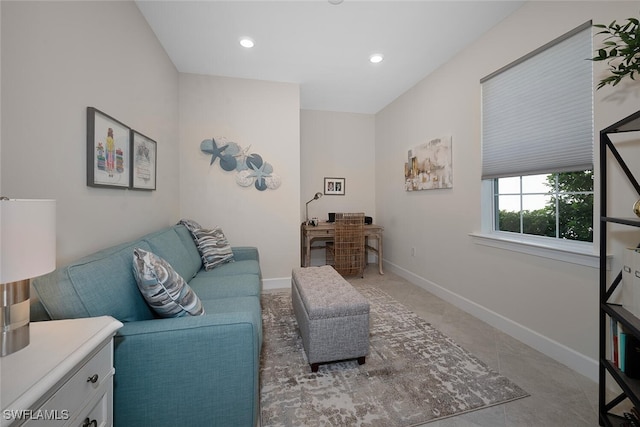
(130, 130, 157, 190)
(87, 107, 131, 189)
(404, 135, 453, 191)
(324, 177, 345, 196)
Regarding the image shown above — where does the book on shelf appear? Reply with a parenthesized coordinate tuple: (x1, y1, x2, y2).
(624, 412, 640, 427)
(612, 321, 636, 375)
(624, 409, 640, 427)
(621, 327, 627, 372)
(613, 320, 619, 367)
(626, 334, 640, 379)
(618, 325, 628, 372)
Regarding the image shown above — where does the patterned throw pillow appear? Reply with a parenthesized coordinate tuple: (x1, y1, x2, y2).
(192, 226, 235, 270)
(178, 218, 201, 232)
(132, 248, 205, 317)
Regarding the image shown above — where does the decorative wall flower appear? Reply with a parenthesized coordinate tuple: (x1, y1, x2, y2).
(247, 160, 273, 191)
(265, 174, 282, 190)
(200, 137, 281, 191)
(235, 170, 254, 187)
(233, 144, 252, 171)
(200, 138, 236, 171)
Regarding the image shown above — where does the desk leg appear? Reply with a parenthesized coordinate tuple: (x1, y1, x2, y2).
(377, 234, 384, 275)
(304, 236, 311, 267)
(300, 224, 305, 267)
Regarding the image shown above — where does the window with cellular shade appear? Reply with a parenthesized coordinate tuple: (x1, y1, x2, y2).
(481, 22, 593, 180)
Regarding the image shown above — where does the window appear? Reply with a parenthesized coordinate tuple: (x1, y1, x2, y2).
(479, 22, 594, 257)
(481, 23, 593, 181)
(494, 171, 593, 242)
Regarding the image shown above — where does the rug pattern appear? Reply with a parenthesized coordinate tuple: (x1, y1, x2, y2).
(260, 285, 528, 426)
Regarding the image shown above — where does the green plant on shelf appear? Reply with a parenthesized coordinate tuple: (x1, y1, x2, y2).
(592, 14, 640, 89)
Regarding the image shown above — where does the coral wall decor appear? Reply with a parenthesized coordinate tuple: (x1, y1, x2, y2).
(200, 137, 281, 191)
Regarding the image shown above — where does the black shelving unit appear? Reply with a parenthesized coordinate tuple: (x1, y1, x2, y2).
(599, 108, 640, 426)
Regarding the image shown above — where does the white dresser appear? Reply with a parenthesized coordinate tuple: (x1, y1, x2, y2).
(0, 316, 123, 427)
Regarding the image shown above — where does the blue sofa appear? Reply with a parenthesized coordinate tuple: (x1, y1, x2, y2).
(31, 224, 262, 427)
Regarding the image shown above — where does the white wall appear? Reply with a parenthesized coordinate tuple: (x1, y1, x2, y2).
(374, 1, 640, 381)
(0, 1, 2, 196)
(1, 1, 180, 265)
(300, 110, 376, 221)
(178, 73, 300, 283)
(0, 2, 3, 272)
(300, 110, 376, 264)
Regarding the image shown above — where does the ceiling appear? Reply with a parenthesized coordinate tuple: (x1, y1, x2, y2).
(135, 1, 525, 114)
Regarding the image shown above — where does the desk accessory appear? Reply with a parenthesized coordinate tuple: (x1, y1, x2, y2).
(305, 192, 323, 225)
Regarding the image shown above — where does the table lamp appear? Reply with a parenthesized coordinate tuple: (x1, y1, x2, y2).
(1, 198, 56, 356)
(305, 192, 323, 225)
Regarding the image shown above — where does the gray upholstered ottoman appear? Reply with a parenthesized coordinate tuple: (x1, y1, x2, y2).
(291, 265, 370, 372)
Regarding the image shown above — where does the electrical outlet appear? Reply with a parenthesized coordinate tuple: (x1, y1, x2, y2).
(411, 247, 416, 257)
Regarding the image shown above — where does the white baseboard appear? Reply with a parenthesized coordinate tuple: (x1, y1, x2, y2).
(262, 276, 290, 291)
(384, 260, 598, 383)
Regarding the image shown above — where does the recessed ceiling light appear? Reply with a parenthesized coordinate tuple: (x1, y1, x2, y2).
(239, 37, 255, 49)
(369, 54, 384, 64)
(328, 0, 343, 4)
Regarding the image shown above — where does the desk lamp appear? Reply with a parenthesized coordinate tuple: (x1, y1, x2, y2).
(1, 198, 56, 356)
(305, 192, 323, 225)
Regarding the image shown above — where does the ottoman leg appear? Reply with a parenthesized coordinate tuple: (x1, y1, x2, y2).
(311, 357, 364, 372)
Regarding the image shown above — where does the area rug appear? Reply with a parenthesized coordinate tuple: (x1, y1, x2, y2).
(260, 285, 528, 427)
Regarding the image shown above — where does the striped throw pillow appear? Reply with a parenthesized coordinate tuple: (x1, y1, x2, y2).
(178, 218, 201, 232)
(132, 248, 204, 317)
(192, 227, 235, 270)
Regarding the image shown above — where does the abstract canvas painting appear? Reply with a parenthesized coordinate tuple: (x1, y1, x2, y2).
(405, 136, 452, 191)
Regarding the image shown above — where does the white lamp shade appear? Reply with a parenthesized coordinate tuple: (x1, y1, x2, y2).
(1, 199, 56, 284)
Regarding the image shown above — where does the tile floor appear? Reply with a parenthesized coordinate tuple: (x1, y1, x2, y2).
(343, 265, 601, 426)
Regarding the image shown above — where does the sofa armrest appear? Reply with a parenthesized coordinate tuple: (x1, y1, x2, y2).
(232, 246, 259, 262)
(113, 311, 260, 427)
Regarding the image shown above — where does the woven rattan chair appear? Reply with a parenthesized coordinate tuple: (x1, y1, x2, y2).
(326, 213, 365, 277)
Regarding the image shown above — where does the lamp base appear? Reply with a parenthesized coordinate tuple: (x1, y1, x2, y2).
(1, 279, 30, 357)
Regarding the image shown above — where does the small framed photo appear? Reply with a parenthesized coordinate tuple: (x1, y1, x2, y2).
(324, 177, 345, 196)
(87, 107, 131, 189)
(130, 130, 157, 190)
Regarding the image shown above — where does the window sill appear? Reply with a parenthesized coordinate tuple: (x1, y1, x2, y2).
(470, 232, 608, 269)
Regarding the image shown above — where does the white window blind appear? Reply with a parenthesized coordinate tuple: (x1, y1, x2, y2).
(481, 22, 593, 180)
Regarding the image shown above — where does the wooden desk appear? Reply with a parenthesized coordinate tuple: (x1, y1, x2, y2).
(301, 222, 384, 274)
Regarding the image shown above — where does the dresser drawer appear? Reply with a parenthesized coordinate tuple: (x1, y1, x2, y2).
(26, 342, 113, 427)
(72, 386, 111, 427)
(1, 317, 121, 427)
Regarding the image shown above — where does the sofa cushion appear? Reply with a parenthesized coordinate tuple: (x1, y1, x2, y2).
(191, 227, 235, 270)
(33, 240, 156, 322)
(188, 273, 261, 299)
(200, 296, 263, 347)
(230, 246, 260, 262)
(195, 259, 260, 278)
(174, 225, 203, 272)
(133, 248, 205, 318)
(143, 226, 200, 280)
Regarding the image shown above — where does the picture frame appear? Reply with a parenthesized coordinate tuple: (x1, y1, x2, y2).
(404, 135, 453, 191)
(324, 177, 345, 196)
(87, 107, 131, 189)
(130, 130, 157, 190)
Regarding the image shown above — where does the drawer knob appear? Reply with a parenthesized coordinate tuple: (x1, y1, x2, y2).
(87, 374, 99, 384)
(82, 418, 97, 427)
